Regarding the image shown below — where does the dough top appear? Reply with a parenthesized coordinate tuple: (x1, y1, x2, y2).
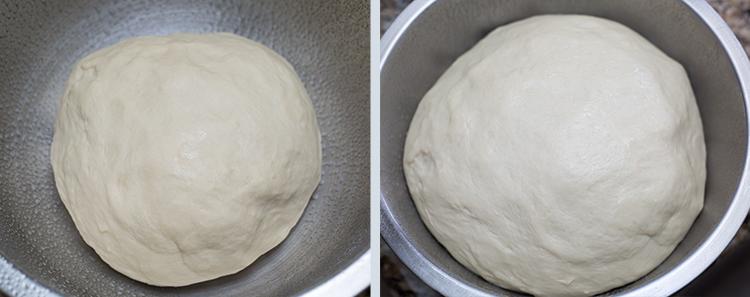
(403, 15, 705, 296)
(51, 33, 321, 286)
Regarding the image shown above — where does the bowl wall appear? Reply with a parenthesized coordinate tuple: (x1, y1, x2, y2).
(0, 1, 370, 296)
(381, 0, 750, 296)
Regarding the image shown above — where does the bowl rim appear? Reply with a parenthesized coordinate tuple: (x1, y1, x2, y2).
(379, 0, 750, 296)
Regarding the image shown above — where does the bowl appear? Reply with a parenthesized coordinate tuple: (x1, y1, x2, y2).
(380, 0, 750, 296)
(0, 1, 370, 296)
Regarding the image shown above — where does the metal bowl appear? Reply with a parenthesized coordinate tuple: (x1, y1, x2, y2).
(0, 1, 369, 296)
(380, 0, 750, 296)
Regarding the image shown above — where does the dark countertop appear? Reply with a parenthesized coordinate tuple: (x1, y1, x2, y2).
(380, 0, 750, 296)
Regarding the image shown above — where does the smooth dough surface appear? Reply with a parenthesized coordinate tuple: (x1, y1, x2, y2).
(403, 15, 705, 296)
(51, 33, 321, 286)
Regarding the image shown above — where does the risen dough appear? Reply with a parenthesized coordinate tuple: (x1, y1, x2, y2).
(403, 15, 705, 296)
(51, 33, 321, 286)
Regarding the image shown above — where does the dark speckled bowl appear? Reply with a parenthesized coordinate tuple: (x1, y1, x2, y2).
(0, 1, 369, 296)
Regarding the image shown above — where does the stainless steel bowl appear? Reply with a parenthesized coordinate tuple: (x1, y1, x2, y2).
(0, 1, 369, 296)
(381, 0, 750, 296)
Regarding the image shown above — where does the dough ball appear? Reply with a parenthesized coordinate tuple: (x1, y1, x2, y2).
(51, 33, 321, 286)
(403, 15, 705, 296)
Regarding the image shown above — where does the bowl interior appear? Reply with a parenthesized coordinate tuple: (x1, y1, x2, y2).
(381, 0, 748, 296)
(0, 0, 369, 296)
